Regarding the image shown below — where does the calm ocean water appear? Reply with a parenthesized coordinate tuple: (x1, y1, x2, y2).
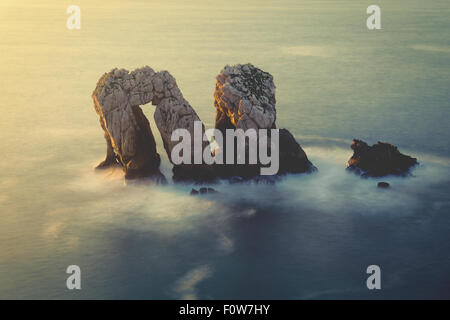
(0, 0, 449, 299)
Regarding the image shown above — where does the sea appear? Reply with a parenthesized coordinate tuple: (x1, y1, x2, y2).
(0, 0, 449, 299)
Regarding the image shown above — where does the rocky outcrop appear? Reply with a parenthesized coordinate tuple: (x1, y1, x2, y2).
(93, 66, 208, 181)
(214, 63, 315, 176)
(93, 64, 315, 182)
(151, 72, 209, 164)
(279, 129, 316, 174)
(93, 67, 163, 180)
(215, 64, 276, 131)
(152, 77, 211, 181)
(346, 139, 418, 177)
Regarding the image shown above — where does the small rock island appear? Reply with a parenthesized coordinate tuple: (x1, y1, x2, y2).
(346, 139, 418, 177)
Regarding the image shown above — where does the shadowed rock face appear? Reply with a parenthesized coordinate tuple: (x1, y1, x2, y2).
(214, 63, 315, 176)
(347, 139, 418, 177)
(92, 66, 207, 180)
(279, 129, 316, 174)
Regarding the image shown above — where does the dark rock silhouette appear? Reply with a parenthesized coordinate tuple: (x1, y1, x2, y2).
(279, 129, 316, 174)
(190, 187, 218, 195)
(347, 139, 418, 177)
(173, 164, 218, 183)
(377, 182, 390, 188)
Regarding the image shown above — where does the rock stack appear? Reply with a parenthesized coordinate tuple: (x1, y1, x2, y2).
(213, 63, 316, 177)
(346, 139, 418, 177)
(92, 64, 316, 182)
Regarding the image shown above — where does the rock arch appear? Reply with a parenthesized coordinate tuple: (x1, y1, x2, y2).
(92, 66, 207, 180)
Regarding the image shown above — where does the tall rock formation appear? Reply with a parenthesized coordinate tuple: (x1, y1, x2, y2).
(215, 64, 277, 131)
(92, 66, 209, 180)
(213, 63, 315, 176)
(92, 64, 316, 182)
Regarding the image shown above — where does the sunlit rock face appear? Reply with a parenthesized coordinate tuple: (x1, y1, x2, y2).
(93, 67, 161, 180)
(92, 66, 207, 180)
(150, 71, 211, 182)
(214, 63, 315, 176)
(346, 139, 418, 177)
(215, 63, 276, 131)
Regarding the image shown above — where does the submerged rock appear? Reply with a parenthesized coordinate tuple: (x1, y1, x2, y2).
(190, 187, 218, 195)
(377, 182, 390, 188)
(347, 139, 418, 177)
